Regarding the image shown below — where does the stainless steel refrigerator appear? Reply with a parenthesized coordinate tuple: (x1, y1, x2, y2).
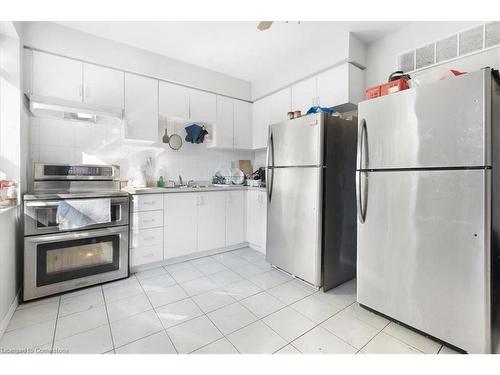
(356, 68, 500, 354)
(266, 113, 357, 290)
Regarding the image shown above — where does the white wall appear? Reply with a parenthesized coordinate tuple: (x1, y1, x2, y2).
(23, 22, 252, 101)
(365, 21, 497, 87)
(30, 116, 254, 184)
(0, 21, 24, 337)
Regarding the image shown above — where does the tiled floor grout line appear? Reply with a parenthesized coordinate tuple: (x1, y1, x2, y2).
(13, 249, 402, 355)
(357, 320, 394, 354)
(49, 296, 61, 354)
(134, 271, 179, 354)
(376, 325, 431, 354)
(100, 285, 117, 353)
(265, 297, 359, 354)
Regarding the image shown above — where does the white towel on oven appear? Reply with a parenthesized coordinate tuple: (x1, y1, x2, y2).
(57, 198, 111, 230)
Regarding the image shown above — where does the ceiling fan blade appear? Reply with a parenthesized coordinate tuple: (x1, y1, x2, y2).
(257, 21, 273, 31)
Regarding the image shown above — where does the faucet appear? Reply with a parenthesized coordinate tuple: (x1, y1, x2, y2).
(179, 175, 183, 186)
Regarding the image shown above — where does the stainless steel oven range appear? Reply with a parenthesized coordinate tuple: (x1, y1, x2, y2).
(23, 163, 130, 301)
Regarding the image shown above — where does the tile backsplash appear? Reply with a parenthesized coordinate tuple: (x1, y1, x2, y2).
(29, 116, 256, 186)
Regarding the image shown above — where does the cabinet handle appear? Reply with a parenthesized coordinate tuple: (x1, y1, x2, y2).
(144, 236, 156, 241)
(143, 219, 155, 223)
(143, 253, 154, 258)
(143, 201, 156, 205)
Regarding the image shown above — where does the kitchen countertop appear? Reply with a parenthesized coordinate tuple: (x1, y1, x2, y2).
(124, 185, 266, 195)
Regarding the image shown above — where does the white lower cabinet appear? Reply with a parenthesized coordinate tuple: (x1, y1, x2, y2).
(130, 245, 163, 267)
(226, 190, 246, 246)
(246, 190, 267, 253)
(130, 194, 164, 268)
(197, 192, 226, 252)
(163, 193, 198, 259)
(132, 189, 263, 268)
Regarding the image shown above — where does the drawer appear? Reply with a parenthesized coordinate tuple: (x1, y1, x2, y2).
(131, 194, 164, 212)
(131, 227, 163, 249)
(130, 245, 163, 267)
(131, 210, 163, 230)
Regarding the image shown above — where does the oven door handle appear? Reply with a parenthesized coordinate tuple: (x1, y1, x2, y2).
(26, 201, 60, 207)
(24, 226, 128, 243)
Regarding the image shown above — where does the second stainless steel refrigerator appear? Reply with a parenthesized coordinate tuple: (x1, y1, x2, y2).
(356, 68, 500, 354)
(266, 113, 357, 290)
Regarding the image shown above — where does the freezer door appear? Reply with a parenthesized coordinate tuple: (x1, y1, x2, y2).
(268, 113, 324, 167)
(357, 169, 491, 353)
(266, 167, 322, 286)
(357, 70, 491, 170)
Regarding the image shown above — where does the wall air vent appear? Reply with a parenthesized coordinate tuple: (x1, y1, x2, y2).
(485, 21, 500, 48)
(397, 23, 500, 74)
(399, 50, 415, 73)
(416, 44, 435, 70)
(436, 35, 457, 63)
(459, 26, 484, 55)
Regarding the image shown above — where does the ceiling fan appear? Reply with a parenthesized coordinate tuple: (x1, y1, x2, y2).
(257, 21, 273, 31)
(257, 21, 300, 31)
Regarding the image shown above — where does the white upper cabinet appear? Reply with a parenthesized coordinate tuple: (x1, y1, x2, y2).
(124, 73, 159, 141)
(233, 100, 252, 150)
(189, 89, 216, 124)
(31, 51, 83, 102)
(212, 95, 234, 149)
(268, 88, 291, 126)
(226, 190, 246, 246)
(252, 88, 291, 151)
(252, 96, 270, 150)
(83, 63, 124, 108)
(197, 192, 226, 252)
(291, 76, 318, 114)
(159, 81, 190, 119)
(317, 63, 365, 111)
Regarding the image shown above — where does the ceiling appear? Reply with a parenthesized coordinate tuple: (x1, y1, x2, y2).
(57, 21, 406, 83)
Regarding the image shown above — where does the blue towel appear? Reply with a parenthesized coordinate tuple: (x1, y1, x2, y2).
(306, 106, 335, 115)
(185, 124, 206, 144)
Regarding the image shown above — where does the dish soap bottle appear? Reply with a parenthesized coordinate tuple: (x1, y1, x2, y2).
(157, 176, 165, 188)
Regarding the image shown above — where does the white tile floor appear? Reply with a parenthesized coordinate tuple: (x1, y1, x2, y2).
(0, 247, 461, 354)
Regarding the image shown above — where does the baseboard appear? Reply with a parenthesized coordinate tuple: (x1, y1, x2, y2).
(130, 243, 249, 273)
(247, 242, 266, 255)
(0, 290, 19, 340)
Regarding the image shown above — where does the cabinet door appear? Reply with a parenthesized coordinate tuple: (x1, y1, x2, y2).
(233, 100, 252, 149)
(226, 191, 245, 246)
(213, 95, 234, 149)
(32, 51, 83, 102)
(258, 191, 267, 253)
(268, 88, 291, 125)
(189, 89, 216, 124)
(246, 190, 260, 247)
(83, 63, 124, 107)
(252, 97, 270, 150)
(317, 64, 349, 108)
(124, 73, 159, 141)
(164, 194, 198, 259)
(291, 76, 318, 114)
(159, 81, 190, 119)
(197, 192, 226, 252)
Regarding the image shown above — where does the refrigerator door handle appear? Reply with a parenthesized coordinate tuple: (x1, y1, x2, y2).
(266, 130, 275, 202)
(357, 119, 368, 170)
(356, 171, 367, 223)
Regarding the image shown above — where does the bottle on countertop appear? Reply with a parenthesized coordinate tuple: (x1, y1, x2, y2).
(157, 176, 165, 188)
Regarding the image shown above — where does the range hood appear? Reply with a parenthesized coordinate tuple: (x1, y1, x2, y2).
(28, 95, 123, 124)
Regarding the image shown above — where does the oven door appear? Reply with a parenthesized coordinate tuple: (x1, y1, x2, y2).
(24, 196, 129, 236)
(24, 226, 129, 301)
